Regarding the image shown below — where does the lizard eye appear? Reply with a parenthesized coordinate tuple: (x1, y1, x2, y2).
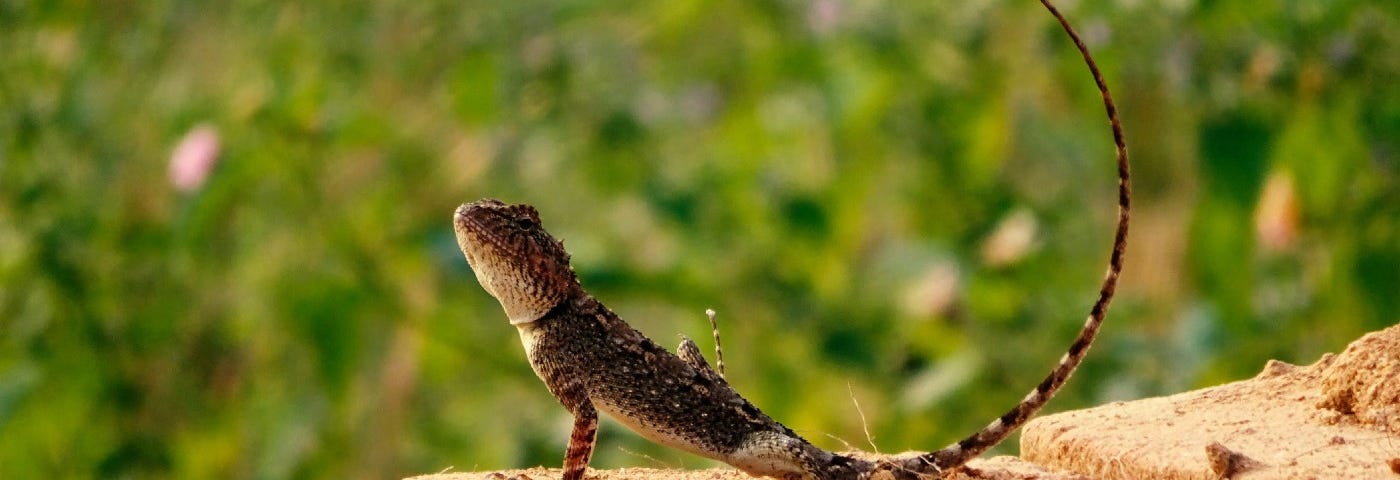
(514, 216, 538, 230)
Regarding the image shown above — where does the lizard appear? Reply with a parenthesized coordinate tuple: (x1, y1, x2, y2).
(451, 0, 1130, 478)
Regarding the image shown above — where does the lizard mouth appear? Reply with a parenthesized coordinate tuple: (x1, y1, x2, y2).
(453, 200, 515, 266)
(453, 203, 472, 224)
(453, 203, 489, 265)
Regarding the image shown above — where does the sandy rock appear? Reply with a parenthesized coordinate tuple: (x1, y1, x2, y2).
(1020, 324, 1400, 479)
(405, 455, 1085, 480)
(1315, 325, 1400, 433)
(409, 325, 1400, 480)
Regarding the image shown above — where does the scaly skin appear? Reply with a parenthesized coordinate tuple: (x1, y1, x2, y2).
(454, 199, 871, 480)
(452, 1, 1129, 478)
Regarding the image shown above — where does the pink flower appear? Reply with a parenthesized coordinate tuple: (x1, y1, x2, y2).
(808, 0, 842, 35)
(169, 124, 221, 192)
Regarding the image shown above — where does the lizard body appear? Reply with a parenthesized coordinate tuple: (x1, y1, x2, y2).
(455, 200, 870, 480)
(452, 1, 1129, 478)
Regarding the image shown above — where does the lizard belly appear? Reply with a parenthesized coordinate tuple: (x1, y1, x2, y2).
(591, 397, 722, 459)
(592, 397, 811, 479)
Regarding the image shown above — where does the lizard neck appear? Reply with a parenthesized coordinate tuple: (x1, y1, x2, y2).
(498, 288, 569, 325)
(510, 297, 578, 359)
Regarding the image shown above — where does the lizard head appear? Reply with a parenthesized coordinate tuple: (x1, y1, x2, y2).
(454, 199, 581, 325)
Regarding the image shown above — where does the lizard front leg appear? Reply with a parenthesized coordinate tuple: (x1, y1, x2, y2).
(542, 364, 598, 480)
(563, 399, 599, 480)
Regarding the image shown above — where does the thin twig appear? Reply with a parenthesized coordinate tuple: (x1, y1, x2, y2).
(848, 382, 879, 453)
(616, 446, 679, 468)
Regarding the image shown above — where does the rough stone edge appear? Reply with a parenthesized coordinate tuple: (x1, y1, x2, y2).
(406, 327, 1400, 480)
(1019, 323, 1400, 480)
(406, 455, 1086, 480)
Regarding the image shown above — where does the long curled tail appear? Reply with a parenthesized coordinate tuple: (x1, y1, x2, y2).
(902, 0, 1131, 474)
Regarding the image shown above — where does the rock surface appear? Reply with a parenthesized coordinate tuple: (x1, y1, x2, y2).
(409, 325, 1400, 480)
(1020, 323, 1400, 479)
(404, 455, 1087, 480)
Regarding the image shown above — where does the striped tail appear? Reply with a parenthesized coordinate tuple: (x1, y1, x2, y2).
(906, 0, 1131, 473)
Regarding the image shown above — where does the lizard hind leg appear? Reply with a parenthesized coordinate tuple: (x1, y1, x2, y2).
(677, 335, 730, 385)
(676, 336, 711, 371)
(563, 400, 599, 480)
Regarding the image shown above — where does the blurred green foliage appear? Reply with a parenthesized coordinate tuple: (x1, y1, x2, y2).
(2, 0, 1398, 478)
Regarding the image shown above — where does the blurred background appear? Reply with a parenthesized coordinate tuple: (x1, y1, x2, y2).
(2, 0, 1397, 478)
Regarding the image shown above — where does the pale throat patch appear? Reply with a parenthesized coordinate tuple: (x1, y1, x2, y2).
(498, 284, 552, 325)
(468, 254, 549, 325)
(517, 325, 540, 359)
